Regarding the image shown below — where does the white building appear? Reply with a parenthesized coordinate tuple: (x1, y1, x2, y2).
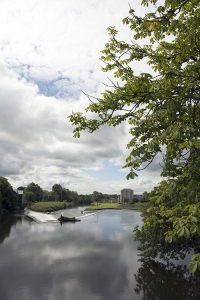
(119, 189, 134, 204)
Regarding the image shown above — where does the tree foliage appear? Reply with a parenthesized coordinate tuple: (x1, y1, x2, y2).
(24, 182, 43, 203)
(92, 191, 103, 202)
(69, 0, 200, 271)
(24, 191, 36, 204)
(141, 191, 149, 202)
(134, 180, 200, 262)
(52, 184, 62, 195)
(0, 177, 19, 213)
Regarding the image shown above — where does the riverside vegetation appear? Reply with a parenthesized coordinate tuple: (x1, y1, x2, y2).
(2, 177, 139, 214)
(29, 200, 143, 213)
(85, 202, 143, 211)
(0, 176, 144, 215)
(28, 201, 74, 213)
(0, 177, 20, 215)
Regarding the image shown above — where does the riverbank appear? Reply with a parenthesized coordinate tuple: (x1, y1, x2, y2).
(85, 202, 142, 211)
(28, 201, 75, 213)
(27, 201, 143, 213)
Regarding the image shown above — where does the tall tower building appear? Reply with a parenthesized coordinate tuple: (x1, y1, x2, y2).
(120, 188, 134, 204)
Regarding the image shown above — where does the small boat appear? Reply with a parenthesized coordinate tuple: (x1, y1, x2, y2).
(58, 215, 81, 222)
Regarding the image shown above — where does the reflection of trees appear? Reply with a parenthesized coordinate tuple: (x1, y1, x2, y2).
(0, 214, 32, 244)
(0, 215, 17, 244)
(135, 259, 200, 300)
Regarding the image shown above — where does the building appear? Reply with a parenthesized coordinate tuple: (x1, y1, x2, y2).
(15, 187, 25, 210)
(119, 188, 134, 204)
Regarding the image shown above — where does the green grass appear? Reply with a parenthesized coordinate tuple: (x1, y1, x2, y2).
(85, 202, 123, 210)
(28, 201, 75, 213)
(85, 202, 143, 211)
(29, 201, 143, 213)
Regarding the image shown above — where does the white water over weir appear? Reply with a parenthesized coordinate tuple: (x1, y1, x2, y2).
(25, 210, 58, 223)
(24, 209, 97, 223)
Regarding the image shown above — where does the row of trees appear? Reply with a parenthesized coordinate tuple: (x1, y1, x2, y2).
(68, 0, 200, 272)
(0, 177, 119, 214)
(133, 191, 149, 203)
(24, 184, 118, 205)
(23, 183, 93, 205)
(92, 191, 118, 203)
(24, 184, 147, 206)
(0, 177, 94, 214)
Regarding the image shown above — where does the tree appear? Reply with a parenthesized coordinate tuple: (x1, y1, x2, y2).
(0, 177, 19, 212)
(24, 182, 43, 203)
(92, 191, 103, 206)
(24, 191, 36, 204)
(134, 180, 200, 262)
(69, 0, 200, 271)
(78, 194, 93, 205)
(141, 191, 149, 202)
(52, 184, 63, 201)
(51, 185, 80, 203)
(61, 189, 74, 202)
(0, 192, 3, 213)
(42, 190, 55, 202)
(42, 190, 50, 202)
(71, 191, 79, 205)
(133, 196, 139, 203)
(52, 184, 62, 194)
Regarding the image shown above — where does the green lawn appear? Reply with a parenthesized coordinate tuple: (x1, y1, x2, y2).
(85, 202, 123, 210)
(85, 202, 143, 211)
(28, 201, 74, 212)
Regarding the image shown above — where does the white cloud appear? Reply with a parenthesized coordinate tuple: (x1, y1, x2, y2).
(0, 0, 162, 194)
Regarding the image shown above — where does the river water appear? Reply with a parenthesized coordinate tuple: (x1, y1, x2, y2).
(0, 207, 200, 300)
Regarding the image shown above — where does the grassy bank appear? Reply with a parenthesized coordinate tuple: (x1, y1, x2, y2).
(85, 202, 123, 210)
(28, 201, 143, 213)
(28, 201, 75, 213)
(85, 202, 143, 211)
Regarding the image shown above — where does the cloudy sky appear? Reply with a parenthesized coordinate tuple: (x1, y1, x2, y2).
(0, 0, 163, 195)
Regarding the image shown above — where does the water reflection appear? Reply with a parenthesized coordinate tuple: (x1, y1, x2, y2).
(0, 209, 141, 300)
(0, 214, 32, 245)
(135, 259, 200, 300)
(0, 209, 199, 300)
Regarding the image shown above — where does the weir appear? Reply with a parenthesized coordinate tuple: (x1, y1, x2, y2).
(24, 209, 97, 223)
(24, 210, 58, 223)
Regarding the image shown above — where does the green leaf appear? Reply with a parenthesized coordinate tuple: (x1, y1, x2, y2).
(177, 227, 184, 237)
(189, 261, 198, 273)
(165, 235, 173, 243)
(183, 227, 190, 239)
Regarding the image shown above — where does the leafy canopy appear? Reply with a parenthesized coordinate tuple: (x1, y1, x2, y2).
(69, 0, 200, 271)
(0, 177, 19, 212)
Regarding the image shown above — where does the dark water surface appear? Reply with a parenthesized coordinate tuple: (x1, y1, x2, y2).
(0, 208, 200, 300)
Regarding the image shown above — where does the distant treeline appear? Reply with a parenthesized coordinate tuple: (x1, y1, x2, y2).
(0, 177, 118, 214)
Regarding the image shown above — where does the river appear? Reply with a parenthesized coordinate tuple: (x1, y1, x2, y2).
(0, 207, 200, 300)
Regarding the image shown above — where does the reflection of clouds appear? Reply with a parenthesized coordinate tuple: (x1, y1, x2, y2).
(3, 210, 198, 300)
(0, 210, 142, 300)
